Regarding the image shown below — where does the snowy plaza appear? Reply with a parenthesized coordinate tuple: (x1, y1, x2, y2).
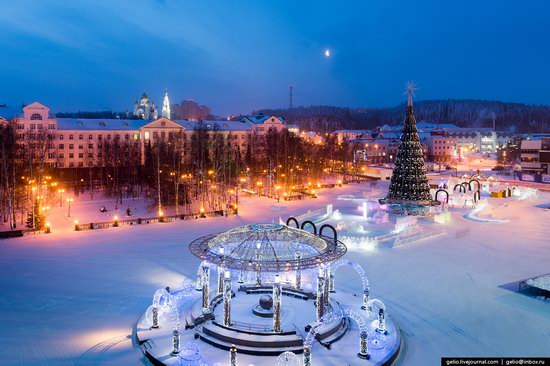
(0, 177, 549, 365)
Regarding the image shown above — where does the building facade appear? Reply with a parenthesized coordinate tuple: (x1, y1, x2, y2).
(11, 102, 288, 170)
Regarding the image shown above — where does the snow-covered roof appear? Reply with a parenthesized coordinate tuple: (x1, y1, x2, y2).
(57, 118, 148, 131)
(174, 120, 253, 132)
(240, 114, 270, 124)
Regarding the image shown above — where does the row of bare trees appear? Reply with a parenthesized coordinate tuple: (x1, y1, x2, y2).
(1, 121, 356, 229)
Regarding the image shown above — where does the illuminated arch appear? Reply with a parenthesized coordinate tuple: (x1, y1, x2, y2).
(473, 189, 481, 202)
(286, 217, 299, 229)
(152, 288, 180, 331)
(469, 179, 481, 191)
(435, 189, 449, 204)
(453, 184, 466, 193)
(301, 220, 317, 235)
(319, 224, 337, 243)
(330, 259, 369, 294)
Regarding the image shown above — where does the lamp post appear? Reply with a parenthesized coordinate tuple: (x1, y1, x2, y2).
(66, 198, 73, 217)
(58, 188, 65, 207)
(273, 274, 282, 332)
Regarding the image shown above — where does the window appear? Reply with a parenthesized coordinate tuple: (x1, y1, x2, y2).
(78, 162, 83, 167)
(115, 134, 120, 140)
(17, 124, 24, 129)
(98, 134, 102, 140)
(133, 133, 138, 140)
(59, 135, 64, 140)
(30, 124, 36, 130)
(69, 153, 74, 158)
(78, 145, 83, 150)
(88, 144, 93, 149)
(78, 153, 83, 158)
(69, 162, 74, 168)
(58, 162, 64, 168)
(48, 153, 55, 159)
(48, 124, 55, 130)
(59, 144, 64, 149)
(144, 131, 150, 139)
(88, 134, 93, 140)
(125, 134, 129, 140)
(107, 134, 111, 140)
(69, 135, 74, 140)
(69, 144, 74, 149)
(37, 124, 43, 129)
(161, 132, 165, 139)
(88, 153, 93, 158)
(153, 132, 158, 139)
(58, 153, 64, 159)
(79, 135, 83, 140)
(30, 113, 42, 120)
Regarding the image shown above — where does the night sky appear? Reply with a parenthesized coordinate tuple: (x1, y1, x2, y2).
(1, 0, 549, 115)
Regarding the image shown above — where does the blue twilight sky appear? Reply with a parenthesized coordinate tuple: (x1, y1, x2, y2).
(0, 0, 549, 116)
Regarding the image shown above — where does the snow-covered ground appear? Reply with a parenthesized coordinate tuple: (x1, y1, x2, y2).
(1, 180, 549, 365)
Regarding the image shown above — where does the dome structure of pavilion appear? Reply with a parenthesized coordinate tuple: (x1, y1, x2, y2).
(189, 223, 346, 272)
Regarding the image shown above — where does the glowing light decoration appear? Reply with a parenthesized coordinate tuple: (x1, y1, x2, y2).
(229, 345, 237, 366)
(329, 259, 370, 309)
(273, 274, 282, 332)
(223, 270, 232, 326)
(295, 252, 302, 290)
(201, 264, 210, 312)
(277, 351, 300, 366)
(305, 308, 369, 361)
(316, 272, 325, 321)
(324, 49, 331, 57)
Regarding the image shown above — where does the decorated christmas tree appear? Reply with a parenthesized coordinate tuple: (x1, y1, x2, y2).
(382, 83, 435, 206)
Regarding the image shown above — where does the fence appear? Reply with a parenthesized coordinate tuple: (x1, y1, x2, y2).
(74, 208, 236, 231)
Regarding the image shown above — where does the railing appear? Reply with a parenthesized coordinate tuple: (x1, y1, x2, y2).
(75, 208, 236, 231)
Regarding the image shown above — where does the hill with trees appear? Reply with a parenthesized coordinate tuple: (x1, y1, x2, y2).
(257, 99, 550, 133)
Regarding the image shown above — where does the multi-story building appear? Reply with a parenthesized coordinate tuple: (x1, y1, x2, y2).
(427, 130, 457, 162)
(171, 100, 210, 120)
(519, 136, 550, 183)
(9, 102, 288, 170)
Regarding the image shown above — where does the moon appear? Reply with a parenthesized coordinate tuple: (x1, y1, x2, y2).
(324, 49, 331, 57)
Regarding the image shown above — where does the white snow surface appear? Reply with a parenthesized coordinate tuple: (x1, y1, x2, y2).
(1, 181, 550, 365)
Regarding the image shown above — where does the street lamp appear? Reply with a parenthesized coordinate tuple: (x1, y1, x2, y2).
(66, 198, 74, 217)
(58, 188, 65, 207)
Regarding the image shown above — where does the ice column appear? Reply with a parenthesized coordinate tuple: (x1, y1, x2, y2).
(201, 265, 210, 312)
(295, 252, 302, 290)
(377, 308, 387, 334)
(324, 266, 330, 305)
(223, 271, 232, 326)
(363, 201, 368, 219)
(316, 270, 325, 321)
(255, 242, 262, 286)
(303, 345, 311, 366)
(152, 307, 159, 329)
(230, 345, 238, 366)
(329, 272, 335, 292)
(361, 288, 370, 310)
(217, 248, 225, 295)
(273, 274, 282, 332)
(172, 330, 180, 355)
(357, 331, 370, 359)
(237, 270, 244, 284)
